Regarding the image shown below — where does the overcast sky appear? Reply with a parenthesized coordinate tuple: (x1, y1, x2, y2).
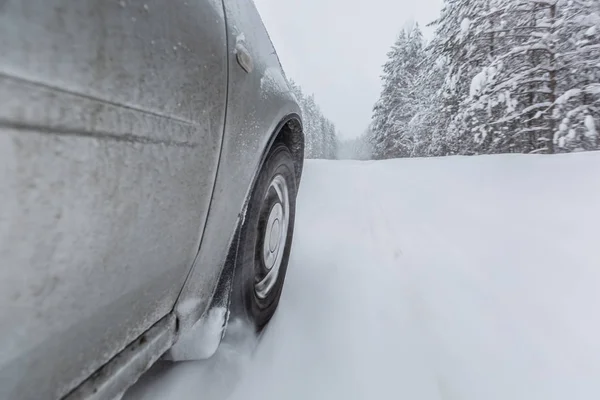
(253, 0, 444, 140)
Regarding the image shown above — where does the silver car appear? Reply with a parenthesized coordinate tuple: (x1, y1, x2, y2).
(0, 0, 304, 399)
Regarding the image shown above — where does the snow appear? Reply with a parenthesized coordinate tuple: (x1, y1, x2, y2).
(469, 67, 495, 98)
(259, 68, 279, 99)
(459, 18, 471, 41)
(585, 115, 597, 138)
(585, 26, 597, 37)
(585, 83, 600, 95)
(166, 307, 228, 361)
(235, 33, 245, 45)
(558, 136, 567, 148)
(555, 88, 582, 105)
(470, 70, 486, 98)
(233, 33, 246, 55)
(126, 155, 600, 400)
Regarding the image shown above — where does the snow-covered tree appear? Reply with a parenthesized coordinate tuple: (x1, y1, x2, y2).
(409, 57, 449, 157)
(447, 0, 600, 154)
(288, 79, 340, 159)
(427, 0, 501, 154)
(452, 0, 563, 154)
(553, 0, 600, 151)
(368, 0, 599, 159)
(371, 25, 427, 159)
(322, 119, 339, 159)
(371, 30, 407, 159)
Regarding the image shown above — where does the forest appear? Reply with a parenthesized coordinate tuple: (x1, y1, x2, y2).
(288, 80, 338, 159)
(369, 0, 600, 159)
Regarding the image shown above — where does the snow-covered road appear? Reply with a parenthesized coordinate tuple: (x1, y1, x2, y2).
(126, 154, 600, 400)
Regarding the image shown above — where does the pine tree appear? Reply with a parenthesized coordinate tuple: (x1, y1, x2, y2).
(428, 0, 497, 154)
(371, 30, 407, 159)
(370, 0, 599, 159)
(461, 0, 562, 154)
(409, 57, 449, 157)
(371, 25, 427, 159)
(553, 0, 600, 151)
(324, 120, 338, 159)
(287, 79, 340, 159)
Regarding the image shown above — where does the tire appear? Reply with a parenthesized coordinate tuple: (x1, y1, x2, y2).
(231, 142, 297, 331)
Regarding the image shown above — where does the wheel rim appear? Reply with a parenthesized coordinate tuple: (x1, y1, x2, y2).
(255, 174, 289, 299)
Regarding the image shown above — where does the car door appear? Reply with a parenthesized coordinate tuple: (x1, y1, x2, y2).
(0, 1, 227, 399)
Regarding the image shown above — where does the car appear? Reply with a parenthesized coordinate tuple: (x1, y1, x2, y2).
(0, 0, 304, 399)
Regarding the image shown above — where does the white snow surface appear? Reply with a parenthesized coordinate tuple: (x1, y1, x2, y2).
(126, 154, 600, 400)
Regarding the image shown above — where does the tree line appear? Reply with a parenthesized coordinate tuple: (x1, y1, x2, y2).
(289, 80, 338, 159)
(370, 0, 600, 159)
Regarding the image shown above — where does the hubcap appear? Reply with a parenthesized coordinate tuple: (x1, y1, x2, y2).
(255, 174, 289, 299)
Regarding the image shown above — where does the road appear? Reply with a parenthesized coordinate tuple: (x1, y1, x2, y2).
(126, 154, 600, 400)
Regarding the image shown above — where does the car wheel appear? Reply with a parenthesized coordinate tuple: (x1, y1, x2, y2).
(232, 142, 297, 331)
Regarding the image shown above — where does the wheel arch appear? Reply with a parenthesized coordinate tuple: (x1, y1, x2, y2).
(269, 113, 304, 186)
(166, 113, 303, 361)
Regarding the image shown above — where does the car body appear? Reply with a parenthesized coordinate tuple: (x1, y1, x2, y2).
(0, 0, 303, 399)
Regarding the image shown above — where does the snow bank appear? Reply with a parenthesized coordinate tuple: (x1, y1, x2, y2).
(127, 153, 600, 400)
